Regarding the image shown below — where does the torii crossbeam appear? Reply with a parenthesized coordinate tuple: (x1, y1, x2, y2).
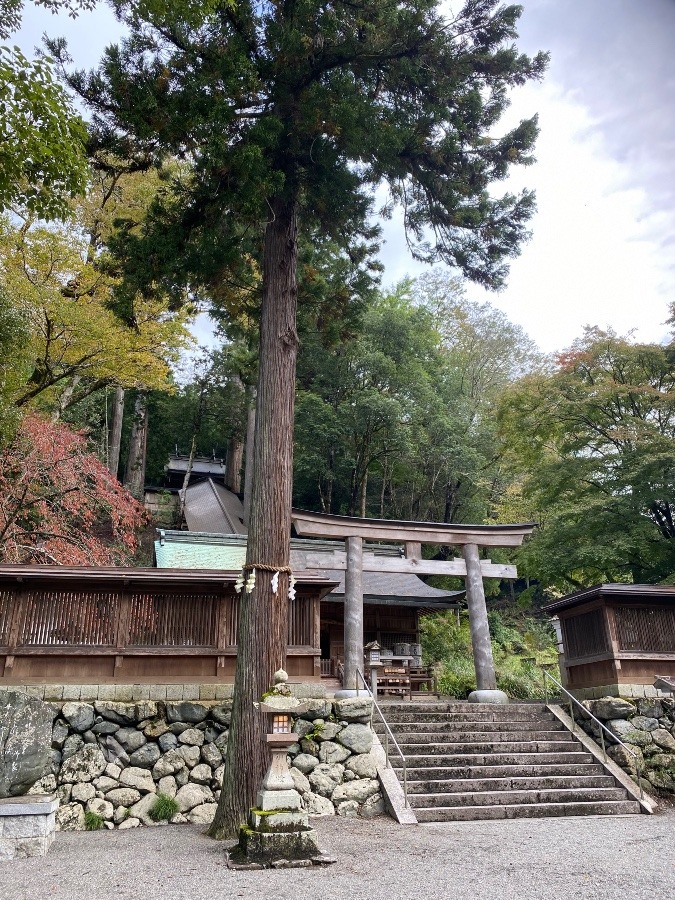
(291, 510, 536, 702)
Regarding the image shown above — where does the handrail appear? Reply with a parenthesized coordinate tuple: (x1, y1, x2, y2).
(356, 667, 409, 807)
(541, 668, 644, 799)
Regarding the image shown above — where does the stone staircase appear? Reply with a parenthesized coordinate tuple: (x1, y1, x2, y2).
(375, 702, 643, 821)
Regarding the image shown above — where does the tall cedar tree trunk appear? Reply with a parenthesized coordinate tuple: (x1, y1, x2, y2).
(123, 392, 148, 500)
(209, 194, 298, 838)
(107, 386, 125, 478)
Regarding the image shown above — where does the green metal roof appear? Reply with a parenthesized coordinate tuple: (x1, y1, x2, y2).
(154, 541, 246, 570)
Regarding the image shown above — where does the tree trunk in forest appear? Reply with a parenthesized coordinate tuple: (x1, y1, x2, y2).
(209, 193, 298, 839)
(178, 433, 197, 523)
(225, 376, 245, 494)
(359, 469, 368, 518)
(123, 392, 148, 500)
(107, 386, 125, 478)
(242, 389, 256, 526)
(226, 434, 244, 494)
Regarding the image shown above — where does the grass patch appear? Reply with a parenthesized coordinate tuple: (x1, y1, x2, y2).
(149, 792, 180, 822)
(84, 810, 104, 831)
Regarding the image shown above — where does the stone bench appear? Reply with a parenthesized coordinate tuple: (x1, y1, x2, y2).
(0, 795, 59, 861)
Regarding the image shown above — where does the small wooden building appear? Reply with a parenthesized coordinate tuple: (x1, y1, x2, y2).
(154, 530, 463, 677)
(543, 584, 675, 699)
(0, 566, 333, 685)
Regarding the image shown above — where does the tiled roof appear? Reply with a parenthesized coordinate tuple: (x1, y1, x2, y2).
(183, 479, 246, 534)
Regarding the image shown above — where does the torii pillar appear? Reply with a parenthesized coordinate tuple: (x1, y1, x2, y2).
(462, 542, 497, 693)
(343, 536, 363, 693)
(291, 511, 535, 702)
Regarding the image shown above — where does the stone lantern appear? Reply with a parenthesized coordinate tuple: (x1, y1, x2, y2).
(364, 640, 383, 698)
(233, 670, 333, 868)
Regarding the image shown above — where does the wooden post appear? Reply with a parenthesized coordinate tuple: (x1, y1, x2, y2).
(462, 542, 497, 692)
(343, 535, 363, 691)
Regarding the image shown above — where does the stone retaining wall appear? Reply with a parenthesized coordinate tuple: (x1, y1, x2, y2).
(579, 695, 675, 795)
(28, 695, 384, 831)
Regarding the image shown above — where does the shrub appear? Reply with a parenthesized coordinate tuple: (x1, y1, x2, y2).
(150, 792, 179, 822)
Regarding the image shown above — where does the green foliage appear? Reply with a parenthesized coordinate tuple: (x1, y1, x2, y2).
(0, 0, 92, 217)
(149, 792, 179, 822)
(53, 0, 547, 306)
(302, 721, 324, 742)
(422, 608, 556, 700)
(294, 270, 542, 521)
(0, 283, 29, 445)
(499, 326, 675, 588)
(84, 810, 104, 831)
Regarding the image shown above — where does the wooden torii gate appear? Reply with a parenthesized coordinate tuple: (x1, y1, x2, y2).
(291, 510, 536, 700)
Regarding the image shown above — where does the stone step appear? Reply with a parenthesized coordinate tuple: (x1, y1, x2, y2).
(414, 800, 642, 822)
(393, 750, 595, 767)
(375, 720, 565, 734)
(381, 730, 574, 744)
(381, 710, 556, 724)
(392, 763, 606, 780)
(394, 740, 580, 755)
(406, 774, 616, 794)
(380, 703, 548, 712)
(410, 787, 630, 808)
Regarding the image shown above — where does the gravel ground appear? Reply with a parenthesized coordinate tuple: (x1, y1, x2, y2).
(2, 809, 674, 900)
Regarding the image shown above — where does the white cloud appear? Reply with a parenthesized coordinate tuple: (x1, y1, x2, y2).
(377, 78, 674, 353)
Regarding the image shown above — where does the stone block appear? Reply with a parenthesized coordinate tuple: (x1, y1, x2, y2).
(97, 685, 117, 701)
(215, 684, 234, 700)
(78, 685, 100, 701)
(22, 686, 45, 700)
(199, 685, 217, 701)
(114, 686, 134, 702)
(0, 796, 58, 859)
(62, 685, 82, 701)
(181, 684, 201, 700)
(165, 685, 183, 701)
(255, 789, 302, 811)
(249, 809, 308, 831)
(43, 685, 64, 701)
(131, 685, 151, 701)
(240, 827, 320, 863)
(6, 835, 53, 858)
(1, 812, 54, 838)
(149, 685, 168, 701)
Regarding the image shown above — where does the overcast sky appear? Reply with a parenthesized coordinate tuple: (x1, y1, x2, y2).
(16, 0, 675, 353)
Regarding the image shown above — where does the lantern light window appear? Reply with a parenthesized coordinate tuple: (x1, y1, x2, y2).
(272, 714, 291, 734)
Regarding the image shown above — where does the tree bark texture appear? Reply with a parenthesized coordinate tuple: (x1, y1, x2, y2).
(226, 435, 244, 494)
(209, 194, 298, 839)
(123, 392, 148, 500)
(107, 386, 125, 478)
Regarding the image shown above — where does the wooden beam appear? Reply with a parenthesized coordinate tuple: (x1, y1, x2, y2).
(294, 550, 517, 579)
(291, 509, 535, 547)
